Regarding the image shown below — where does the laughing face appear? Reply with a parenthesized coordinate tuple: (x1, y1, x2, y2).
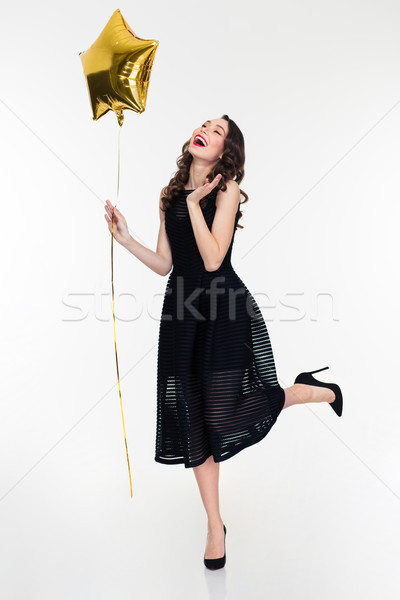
(189, 118, 228, 162)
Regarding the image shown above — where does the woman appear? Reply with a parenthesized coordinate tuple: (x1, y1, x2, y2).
(104, 114, 343, 570)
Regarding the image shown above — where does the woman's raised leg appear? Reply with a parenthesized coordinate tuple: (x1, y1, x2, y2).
(283, 383, 335, 409)
(192, 455, 226, 559)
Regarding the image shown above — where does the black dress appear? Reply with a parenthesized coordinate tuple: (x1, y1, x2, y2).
(154, 187, 285, 468)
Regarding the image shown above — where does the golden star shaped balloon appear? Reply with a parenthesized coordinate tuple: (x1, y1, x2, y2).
(79, 9, 159, 126)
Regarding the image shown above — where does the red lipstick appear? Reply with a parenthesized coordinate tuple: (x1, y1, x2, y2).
(193, 134, 207, 147)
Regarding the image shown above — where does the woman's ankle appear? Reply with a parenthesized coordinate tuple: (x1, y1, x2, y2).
(207, 518, 224, 532)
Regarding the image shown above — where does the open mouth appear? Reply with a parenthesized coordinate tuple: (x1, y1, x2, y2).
(193, 135, 207, 147)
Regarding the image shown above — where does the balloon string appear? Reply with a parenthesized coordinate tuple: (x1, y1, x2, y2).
(111, 125, 133, 498)
(117, 126, 121, 203)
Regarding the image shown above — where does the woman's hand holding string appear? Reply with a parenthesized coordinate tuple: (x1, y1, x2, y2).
(104, 200, 131, 247)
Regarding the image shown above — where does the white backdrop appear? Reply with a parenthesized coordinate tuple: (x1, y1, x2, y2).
(1, 1, 399, 598)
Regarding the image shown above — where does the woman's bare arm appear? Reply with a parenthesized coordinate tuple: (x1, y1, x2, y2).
(105, 192, 173, 276)
(122, 192, 173, 276)
(186, 179, 240, 271)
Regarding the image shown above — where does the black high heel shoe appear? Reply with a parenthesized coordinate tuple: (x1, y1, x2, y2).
(294, 366, 343, 417)
(204, 524, 226, 570)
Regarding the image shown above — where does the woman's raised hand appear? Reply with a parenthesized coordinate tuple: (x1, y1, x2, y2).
(104, 200, 131, 246)
(186, 174, 222, 206)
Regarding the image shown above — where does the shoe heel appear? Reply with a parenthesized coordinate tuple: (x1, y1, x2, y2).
(309, 366, 329, 375)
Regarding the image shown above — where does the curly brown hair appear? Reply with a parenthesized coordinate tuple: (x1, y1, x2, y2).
(160, 114, 248, 230)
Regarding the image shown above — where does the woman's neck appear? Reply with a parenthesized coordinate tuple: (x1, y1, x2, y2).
(185, 160, 217, 189)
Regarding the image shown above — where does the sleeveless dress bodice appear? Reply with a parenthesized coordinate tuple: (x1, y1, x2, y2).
(165, 188, 238, 274)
